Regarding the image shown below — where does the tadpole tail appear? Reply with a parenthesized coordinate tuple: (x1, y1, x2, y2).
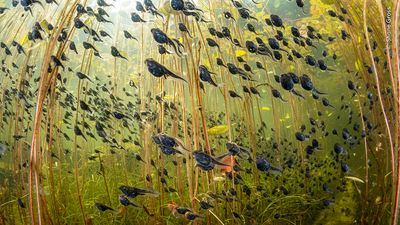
(280, 48, 289, 54)
(271, 166, 283, 173)
(213, 157, 230, 166)
(250, 16, 258, 21)
(209, 77, 218, 87)
(313, 88, 327, 95)
(142, 205, 154, 216)
(168, 40, 182, 56)
(291, 89, 305, 99)
(215, 153, 231, 161)
(167, 71, 187, 83)
(34, 0, 44, 9)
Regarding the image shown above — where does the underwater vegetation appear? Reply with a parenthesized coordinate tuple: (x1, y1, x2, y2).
(0, 0, 399, 224)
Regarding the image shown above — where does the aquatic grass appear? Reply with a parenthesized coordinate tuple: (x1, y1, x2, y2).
(12, 38, 34, 225)
(72, 16, 97, 225)
(45, 15, 80, 225)
(331, 9, 373, 223)
(209, 1, 244, 217)
(28, 2, 81, 224)
(8, 25, 34, 225)
(363, 1, 398, 225)
(376, 1, 397, 105)
(386, 1, 400, 225)
(334, 0, 396, 221)
(355, 95, 371, 222)
(394, 1, 400, 224)
(179, 15, 198, 213)
(234, 24, 259, 174)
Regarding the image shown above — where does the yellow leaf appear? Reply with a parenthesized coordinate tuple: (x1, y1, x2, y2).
(40, 19, 49, 33)
(235, 49, 247, 57)
(261, 106, 271, 111)
(163, 95, 174, 100)
(355, 59, 361, 71)
(20, 34, 29, 46)
(207, 125, 229, 135)
(84, 17, 94, 27)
